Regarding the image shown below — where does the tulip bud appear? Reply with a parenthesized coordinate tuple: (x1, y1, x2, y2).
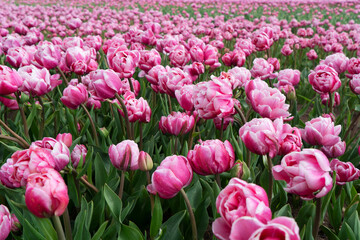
(138, 151, 153, 171)
(230, 160, 243, 179)
(11, 214, 21, 232)
(99, 127, 109, 138)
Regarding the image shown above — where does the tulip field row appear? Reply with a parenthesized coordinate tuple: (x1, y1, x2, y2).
(0, 0, 360, 239)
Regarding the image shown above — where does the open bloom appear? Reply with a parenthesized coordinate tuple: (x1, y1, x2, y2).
(229, 216, 300, 240)
(273, 149, 332, 200)
(25, 168, 69, 218)
(246, 79, 292, 120)
(301, 116, 341, 146)
(239, 118, 279, 158)
(188, 139, 235, 175)
(159, 112, 195, 136)
(88, 69, 122, 99)
(147, 155, 193, 199)
(0, 205, 11, 240)
(193, 78, 235, 119)
(308, 65, 341, 94)
(212, 178, 272, 240)
(330, 159, 360, 185)
(0, 65, 23, 95)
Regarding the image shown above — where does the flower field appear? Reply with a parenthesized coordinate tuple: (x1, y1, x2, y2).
(0, 0, 360, 239)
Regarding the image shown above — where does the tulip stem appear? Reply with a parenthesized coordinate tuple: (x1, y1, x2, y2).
(63, 208, 73, 240)
(57, 66, 69, 85)
(81, 104, 99, 147)
(139, 123, 143, 150)
(267, 155, 273, 202)
(67, 168, 99, 193)
(329, 92, 333, 114)
(188, 115, 198, 149)
(180, 189, 197, 240)
(15, 92, 30, 140)
(38, 97, 45, 139)
(0, 135, 27, 149)
(313, 198, 322, 239)
(234, 104, 246, 124)
(219, 118, 224, 140)
(119, 170, 125, 199)
(167, 94, 172, 113)
(128, 78, 134, 92)
(343, 111, 360, 140)
(52, 216, 66, 240)
(0, 119, 29, 148)
(215, 174, 221, 189)
(115, 93, 131, 140)
(173, 137, 178, 154)
(146, 171, 155, 214)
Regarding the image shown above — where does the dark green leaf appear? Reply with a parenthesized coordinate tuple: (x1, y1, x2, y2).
(150, 195, 163, 238)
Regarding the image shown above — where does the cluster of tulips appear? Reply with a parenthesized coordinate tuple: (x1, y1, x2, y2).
(0, 0, 360, 240)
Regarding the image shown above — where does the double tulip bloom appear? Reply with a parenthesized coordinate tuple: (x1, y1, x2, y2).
(273, 149, 332, 200)
(308, 65, 341, 94)
(159, 112, 195, 136)
(147, 155, 193, 199)
(187, 139, 235, 175)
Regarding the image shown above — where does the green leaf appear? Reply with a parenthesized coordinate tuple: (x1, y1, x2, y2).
(274, 204, 292, 218)
(118, 223, 144, 240)
(94, 152, 107, 189)
(320, 226, 340, 240)
(23, 218, 47, 240)
(296, 203, 315, 230)
(73, 198, 91, 240)
(160, 211, 186, 240)
(104, 184, 122, 222)
(91, 221, 109, 240)
(186, 180, 202, 210)
(150, 195, 163, 238)
(26, 102, 37, 129)
(0, 141, 21, 152)
(343, 223, 357, 240)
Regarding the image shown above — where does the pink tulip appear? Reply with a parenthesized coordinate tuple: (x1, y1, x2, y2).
(0, 66, 23, 95)
(193, 78, 234, 119)
(309, 65, 341, 94)
(183, 62, 205, 81)
(31, 137, 70, 171)
(25, 168, 69, 218)
(267, 58, 280, 71)
(252, 32, 272, 51)
(245, 79, 291, 120)
(301, 116, 341, 146)
(306, 49, 318, 60)
(138, 49, 161, 73)
(0, 205, 11, 240)
(169, 45, 191, 67)
(34, 42, 62, 69)
(61, 83, 88, 109)
(175, 84, 195, 111)
(227, 67, 251, 88)
(107, 45, 140, 78)
(274, 118, 302, 156)
(203, 44, 221, 69)
(212, 178, 271, 240)
(0, 149, 30, 188)
(56, 133, 73, 148)
(28, 147, 56, 173)
(277, 69, 301, 86)
(251, 58, 274, 80)
(145, 65, 167, 86)
(0, 94, 19, 110)
(346, 58, 360, 78)
(147, 155, 193, 199)
(187, 139, 235, 175)
(281, 44, 293, 56)
(65, 47, 94, 75)
(18, 65, 61, 96)
(349, 73, 360, 94)
(229, 216, 300, 240)
(88, 69, 122, 99)
(71, 144, 87, 168)
(117, 91, 151, 123)
(273, 149, 332, 200)
(6, 46, 33, 68)
(320, 92, 340, 107)
(322, 53, 349, 74)
(159, 112, 195, 136)
(189, 46, 204, 62)
(239, 118, 279, 158)
(109, 140, 140, 171)
(120, 78, 141, 97)
(330, 159, 360, 185)
(10, 214, 20, 232)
